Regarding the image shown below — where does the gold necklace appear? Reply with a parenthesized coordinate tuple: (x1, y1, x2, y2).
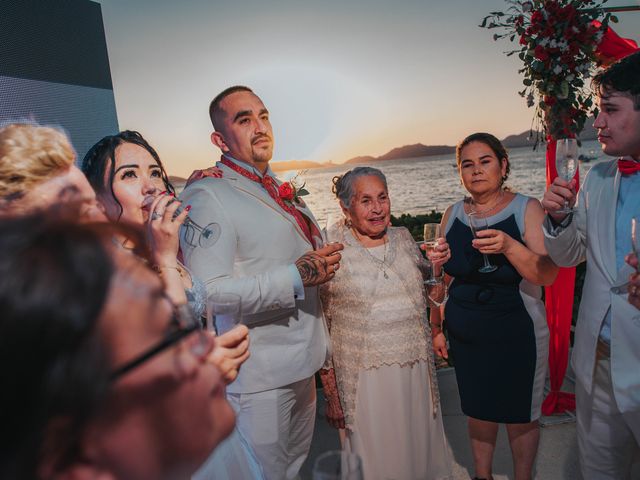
(351, 228, 391, 279)
(467, 188, 505, 216)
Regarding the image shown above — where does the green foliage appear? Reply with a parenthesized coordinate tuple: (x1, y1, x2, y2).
(391, 211, 443, 241)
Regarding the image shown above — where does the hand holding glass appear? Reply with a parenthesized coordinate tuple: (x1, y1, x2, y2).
(423, 223, 442, 285)
(468, 212, 498, 274)
(144, 195, 220, 248)
(555, 138, 579, 214)
(206, 292, 242, 335)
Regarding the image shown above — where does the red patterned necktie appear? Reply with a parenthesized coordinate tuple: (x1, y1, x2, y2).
(618, 158, 640, 175)
(220, 157, 317, 247)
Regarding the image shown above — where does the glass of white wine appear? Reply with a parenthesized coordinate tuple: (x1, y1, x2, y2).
(555, 138, 579, 214)
(423, 223, 442, 285)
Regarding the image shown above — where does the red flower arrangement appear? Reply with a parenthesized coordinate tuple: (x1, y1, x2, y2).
(481, 0, 617, 141)
(278, 171, 310, 204)
(278, 182, 295, 201)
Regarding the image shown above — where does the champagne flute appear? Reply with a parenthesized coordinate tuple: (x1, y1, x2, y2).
(632, 216, 640, 272)
(312, 450, 363, 480)
(322, 212, 339, 246)
(555, 138, 579, 214)
(144, 195, 221, 249)
(423, 223, 441, 285)
(468, 212, 498, 274)
(206, 292, 242, 335)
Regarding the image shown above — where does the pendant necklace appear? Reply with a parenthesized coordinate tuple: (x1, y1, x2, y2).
(352, 228, 390, 279)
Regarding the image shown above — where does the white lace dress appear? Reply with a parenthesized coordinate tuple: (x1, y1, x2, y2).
(321, 226, 452, 480)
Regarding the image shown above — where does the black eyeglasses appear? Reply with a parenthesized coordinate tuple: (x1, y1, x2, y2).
(109, 303, 213, 381)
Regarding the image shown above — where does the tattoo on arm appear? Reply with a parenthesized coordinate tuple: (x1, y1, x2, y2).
(296, 253, 320, 285)
(296, 253, 327, 285)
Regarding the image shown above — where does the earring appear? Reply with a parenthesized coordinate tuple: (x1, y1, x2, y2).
(345, 217, 353, 228)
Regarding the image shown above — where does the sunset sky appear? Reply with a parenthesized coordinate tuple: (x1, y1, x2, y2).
(98, 0, 640, 177)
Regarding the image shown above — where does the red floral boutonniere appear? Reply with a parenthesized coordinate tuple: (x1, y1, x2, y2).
(278, 171, 310, 205)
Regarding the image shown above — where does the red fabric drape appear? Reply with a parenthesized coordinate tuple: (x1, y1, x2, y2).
(592, 20, 639, 66)
(542, 139, 577, 415)
(542, 24, 638, 416)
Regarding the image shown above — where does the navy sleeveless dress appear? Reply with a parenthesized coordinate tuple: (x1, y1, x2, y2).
(444, 194, 548, 423)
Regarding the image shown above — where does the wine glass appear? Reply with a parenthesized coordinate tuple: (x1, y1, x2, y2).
(423, 223, 441, 285)
(312, 450, 363, 480)
(467, 212, 498, 274)
(178, 204, 221, 249)
(555, 138, 579, 214)
(144, 194, 221, 249)
(632, 216, 640, 272)
(206, 292, 242, 335)
(322, 212, 339, 247)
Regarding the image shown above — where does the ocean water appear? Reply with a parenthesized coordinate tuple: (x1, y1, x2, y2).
(286, 139, 606, 225)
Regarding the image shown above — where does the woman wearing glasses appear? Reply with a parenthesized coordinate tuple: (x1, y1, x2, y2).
(82, 131, 264, 479)
(0, 215, 234, 480)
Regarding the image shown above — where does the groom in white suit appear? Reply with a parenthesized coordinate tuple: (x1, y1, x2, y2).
(180, 86, 342, 480)
(542, 52, 640, 479)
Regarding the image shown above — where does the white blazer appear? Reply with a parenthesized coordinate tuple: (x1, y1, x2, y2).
(179, 162, 330, 394)
(543, 159, 640, 413)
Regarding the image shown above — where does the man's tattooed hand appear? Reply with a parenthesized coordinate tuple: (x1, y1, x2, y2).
(296, 242, 343, 286)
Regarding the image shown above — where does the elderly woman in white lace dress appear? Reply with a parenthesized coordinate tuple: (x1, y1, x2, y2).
(319, 167, 453, 480)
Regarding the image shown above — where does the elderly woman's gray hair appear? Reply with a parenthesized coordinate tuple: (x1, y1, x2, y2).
(332, 167, 388, 208)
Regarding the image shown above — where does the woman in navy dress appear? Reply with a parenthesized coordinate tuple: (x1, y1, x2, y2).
(429, 133, 558, 480)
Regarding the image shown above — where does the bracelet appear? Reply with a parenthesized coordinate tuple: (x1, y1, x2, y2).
(429, 322, 443, 331)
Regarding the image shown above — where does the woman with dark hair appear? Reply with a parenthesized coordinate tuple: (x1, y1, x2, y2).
(0, 215, 233, 480)
(430, 133, 558, 480)
(82, 130, 263, 480)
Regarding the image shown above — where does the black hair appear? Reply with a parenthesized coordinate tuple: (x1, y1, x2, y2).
(81, 130, 175, 220)
(208, 85, 254, 131)
(456, 132, 511, 185)
(0, 215, 146, 479)
(592, 51, 640, 110)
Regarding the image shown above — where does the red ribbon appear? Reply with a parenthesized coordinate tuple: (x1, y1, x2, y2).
(618, 158, 640, 175)
(220, 157, 317, 247)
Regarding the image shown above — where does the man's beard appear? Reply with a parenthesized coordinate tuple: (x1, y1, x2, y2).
(251, 145, 273, 164)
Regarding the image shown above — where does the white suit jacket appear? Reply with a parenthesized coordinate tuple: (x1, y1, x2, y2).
(543, 159, 640, 413)
(179, 162, 330, 394)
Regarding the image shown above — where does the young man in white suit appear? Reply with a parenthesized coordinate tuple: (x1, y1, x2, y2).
(542, 52, 640, 479)
(180, 86, 342, 480)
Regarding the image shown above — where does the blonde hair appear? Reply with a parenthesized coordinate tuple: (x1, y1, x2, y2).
(0, 123, 76, 201)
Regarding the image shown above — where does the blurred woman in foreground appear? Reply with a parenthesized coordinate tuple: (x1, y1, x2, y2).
(0, 215, 234, 480)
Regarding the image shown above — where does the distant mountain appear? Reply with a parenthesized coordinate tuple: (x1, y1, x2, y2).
(168, 121, 601, 179)
(270, 160, 333, 172)
(377, 144, 454, 161)
(346, 144, 454, 165)
(344, 155, 377, 165)
(346, 119, 599, 165)
(502, 118, 597, 148)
